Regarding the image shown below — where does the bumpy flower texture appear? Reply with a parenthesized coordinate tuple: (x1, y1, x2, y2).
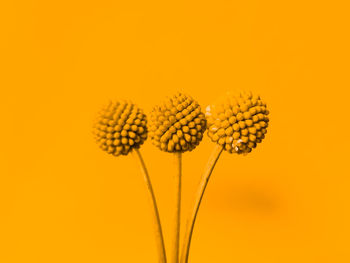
(92, 101, 148, 156)
(206, 91, 269, 154)
(149, 93, 207, 153)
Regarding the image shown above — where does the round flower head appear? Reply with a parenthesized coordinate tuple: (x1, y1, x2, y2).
(206, 91, 269, 154)
(149, 92, 207, 153)
(92, 101, 147, 156)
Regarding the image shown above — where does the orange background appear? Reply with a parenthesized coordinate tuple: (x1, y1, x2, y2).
(1, 0, 349, 262)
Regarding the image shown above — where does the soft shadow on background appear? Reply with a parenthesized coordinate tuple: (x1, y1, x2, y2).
(1, 0, 349, 262)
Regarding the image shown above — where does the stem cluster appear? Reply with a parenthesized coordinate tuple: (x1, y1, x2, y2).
(133, 145, 224, 263)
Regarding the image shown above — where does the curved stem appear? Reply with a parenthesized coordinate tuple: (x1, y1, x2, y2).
(133, 148, 167, 263)
(180, 144, 224, 263)
(171, 152, 182, 263)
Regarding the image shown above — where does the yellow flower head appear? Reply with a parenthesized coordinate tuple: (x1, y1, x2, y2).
(149, 92, 206, 153)
(206, 91, 269, 154)
(92, 101, 147, 156)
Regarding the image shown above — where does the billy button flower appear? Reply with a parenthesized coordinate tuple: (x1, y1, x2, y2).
(181, 91, 270, 263)
(149, 93, 206, 153)
(206, 90, 269, 154)
(92, 100, 148, 156)
(93, 100, 167, 263)
(149, 92, 206, 263)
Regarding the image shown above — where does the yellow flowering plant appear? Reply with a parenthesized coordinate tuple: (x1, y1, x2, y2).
(93, 91, 269, 263)
(149, 92, 206, 263)
(93, 100, 166, 263)
(181, 91, 269, 263)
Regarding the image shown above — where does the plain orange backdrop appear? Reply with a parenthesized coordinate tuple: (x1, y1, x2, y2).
(1, 0, 350, 262)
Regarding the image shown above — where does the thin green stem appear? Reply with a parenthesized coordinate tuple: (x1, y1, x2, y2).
(180, 144, 224, 263)
(171, 152, 182, 263)
(133, 148, 167, 263)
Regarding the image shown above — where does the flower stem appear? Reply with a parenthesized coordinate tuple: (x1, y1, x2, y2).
(133, 148, 167, 263)
(171, 152, 182, 263)
(180, 144, 224, 263)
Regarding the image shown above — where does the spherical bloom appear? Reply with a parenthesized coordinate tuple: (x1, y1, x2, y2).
(92, 101, 147, 156)
(149, 92, 207, 153)
(206, 91, 270, 154)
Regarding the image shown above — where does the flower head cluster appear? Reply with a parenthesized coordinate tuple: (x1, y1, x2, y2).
(92, 101, 147, 156)
(149, 93, 206, 153)
(206, 91, 269, 154)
